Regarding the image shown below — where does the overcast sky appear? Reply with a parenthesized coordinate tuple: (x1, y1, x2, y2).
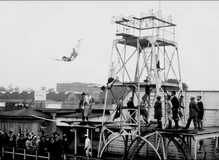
(0, 1, 218, 91)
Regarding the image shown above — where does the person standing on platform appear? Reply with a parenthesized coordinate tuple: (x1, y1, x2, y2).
(165, 94, 173, 129)
(197, 95, 204, 130)
(79, 93, 86, 121)
(178, 95, 185, 118)
(140, 96, 149, 125)
(79, 92, 91, 121)
(170, 91, 180, 129)
(84, 133, 92, 159)
(154, 95, 162, 129)
(127, 97, 136, 123)
(184, 96, 199, 130)
(87, 92, 94, 115)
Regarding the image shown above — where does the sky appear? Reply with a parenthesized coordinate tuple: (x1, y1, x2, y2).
(0, 1, 218, 91)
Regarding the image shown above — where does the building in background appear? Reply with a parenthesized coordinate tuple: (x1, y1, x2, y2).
(57, 82, 102, 103)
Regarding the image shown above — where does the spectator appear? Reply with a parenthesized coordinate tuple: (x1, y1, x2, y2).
(87, 92, 94, 114)
(170, 91, 180, 129)
(178, 95, 185, 118)
(184, 96, 199, 130)
(2, 132, 9, 146)
(48, 137, 55, 160)
(26, 135, 34, 151)
(53, 133, 63, 160)
(165, 94, 173, 129)
(140, 97, 148, 125)
(8, 131, 16, 147)
(38, 136, 47, 155)
(36, 136, 40, 148)
(31, 136, 38, 151)
(17, 133, 26, 148)
(79, 92, 90, 121)
(24, 133, 29, 143)
(62, 134, 70, 160)
(154, 96, 162, 129)
(197, 96, 204, 130)
(44, 135, 50, 152)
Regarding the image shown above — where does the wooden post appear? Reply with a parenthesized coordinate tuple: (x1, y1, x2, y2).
(24, 149, 26, 160)
(35, 150, 38, 160)
(12, 148, 15, 159)
(162, 137, 167, 160)
(123, 135, 128, 159)
(145, 137, 148, 157)
(48, 152, 50, 160)
(91, 129, 93, 158)
(2, 147, 4, 157)
(74, 129, 77, 156)
(216, 137, 219, 149)
(194, 140, 198, 160)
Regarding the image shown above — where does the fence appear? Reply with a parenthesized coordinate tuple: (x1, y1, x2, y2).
(1, 147, 50, 160)
(1, 147, 103, 160)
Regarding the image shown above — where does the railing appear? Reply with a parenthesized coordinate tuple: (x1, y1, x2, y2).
(66, 154, 103, 160)
(1, 146, 50, 160)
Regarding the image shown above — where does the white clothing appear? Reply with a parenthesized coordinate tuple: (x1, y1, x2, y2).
(84, 137, 92, 157)
(83, 95, 90, 104)
(166, 100, 173, 120)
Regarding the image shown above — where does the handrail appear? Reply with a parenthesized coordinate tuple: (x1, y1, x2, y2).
(1, 146, 50, 160)
(66, 154, 103, 160)
(1, 146, 104, 160)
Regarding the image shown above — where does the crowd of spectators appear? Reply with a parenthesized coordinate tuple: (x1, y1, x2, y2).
(0, 131, 70, 160)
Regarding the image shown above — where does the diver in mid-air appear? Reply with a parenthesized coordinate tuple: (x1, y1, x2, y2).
(51, 39, 83, 62)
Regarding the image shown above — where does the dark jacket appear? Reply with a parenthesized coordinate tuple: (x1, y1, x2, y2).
(127, 101, 135, 108)
(154, 100, 162, 120)
(197, 101, 204, 119)
(171, 96, 180, 110)
(171, 96, 180, 119)
(189, 100, 199, 117)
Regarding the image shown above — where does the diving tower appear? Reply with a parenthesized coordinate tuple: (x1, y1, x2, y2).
(97, 9, 184, 160)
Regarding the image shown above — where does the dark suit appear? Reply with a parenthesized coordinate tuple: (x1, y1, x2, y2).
(185, 100, 199, 129)
(171, 96, 180, 128)
(197, 101, 204, 120)
(197, 101, 204, 129)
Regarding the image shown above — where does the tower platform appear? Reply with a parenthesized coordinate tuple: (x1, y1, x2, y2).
(112, 81, 179, 90)
(116, 35, 177, 47)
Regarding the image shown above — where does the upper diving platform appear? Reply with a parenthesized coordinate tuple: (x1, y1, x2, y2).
(113, 81, 179, 90)
(115, 35, 177, 48)
(112, 10, 177, 48)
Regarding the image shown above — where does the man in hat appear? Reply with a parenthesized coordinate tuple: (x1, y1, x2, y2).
(79, 92, 90, 121)
(84, 133, 92, 159)
(184, 96, 199, 130)
(170, 91, 180, 129)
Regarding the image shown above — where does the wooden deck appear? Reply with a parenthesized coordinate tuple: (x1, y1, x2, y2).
(158, 126, 219, 139)
(116, 36, 177, 47)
